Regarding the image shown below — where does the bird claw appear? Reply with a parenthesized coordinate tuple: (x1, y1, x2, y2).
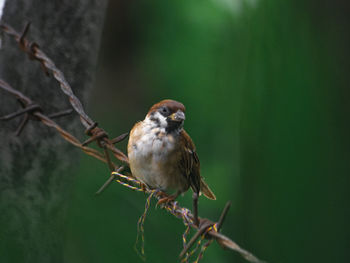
(157, 196, 175, 206)
(140, 183, 147, 192)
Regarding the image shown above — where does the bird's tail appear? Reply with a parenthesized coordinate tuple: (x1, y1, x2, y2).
(200, 178, 216, 200)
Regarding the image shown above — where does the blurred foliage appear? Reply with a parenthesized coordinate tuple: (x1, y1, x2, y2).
(64, 1, 350, 263)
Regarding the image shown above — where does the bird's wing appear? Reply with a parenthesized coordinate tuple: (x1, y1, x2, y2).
(179, 130, 216, 200)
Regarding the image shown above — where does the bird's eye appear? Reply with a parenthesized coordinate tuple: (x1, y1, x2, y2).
(160, 107, 169, 116)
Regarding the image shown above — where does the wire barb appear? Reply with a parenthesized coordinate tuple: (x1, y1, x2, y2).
(217, 201, 231, 232)
(81, 130, 108, 146)
(19, 22, 31, 49)
(0, 103, 41, 120)
(15, 114, 29, 136)
(48, 109, 73, 119)
(95, 166, 124, 195)
(110, 132, 129, 144)
(179, 221, 213, 259)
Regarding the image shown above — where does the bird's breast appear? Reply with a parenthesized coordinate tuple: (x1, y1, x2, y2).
(130, 125, 176, 157)
(127, 122, 187, 192)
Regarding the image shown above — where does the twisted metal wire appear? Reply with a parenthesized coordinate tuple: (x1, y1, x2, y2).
(0, 22, 129, 163)
(0, 23, 265, 263)
(0, 23, 93, 128)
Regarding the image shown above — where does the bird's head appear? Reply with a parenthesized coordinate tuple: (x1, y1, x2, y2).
(146, 99, 186, 133)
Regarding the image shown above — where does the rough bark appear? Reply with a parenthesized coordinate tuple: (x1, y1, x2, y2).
(0, 1, 107, 262)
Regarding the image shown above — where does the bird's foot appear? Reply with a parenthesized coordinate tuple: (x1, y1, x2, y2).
(156, 191, 180, 206)
(140, 183, 147, 192)
(157, 195, 176, 206)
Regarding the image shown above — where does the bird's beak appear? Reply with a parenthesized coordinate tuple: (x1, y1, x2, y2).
(168, 110, 185, 122)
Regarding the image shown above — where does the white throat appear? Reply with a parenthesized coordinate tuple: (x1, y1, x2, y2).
(144, 111, 168, 129)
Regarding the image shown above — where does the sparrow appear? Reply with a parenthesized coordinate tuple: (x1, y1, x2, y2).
(127, 99, 216, 203)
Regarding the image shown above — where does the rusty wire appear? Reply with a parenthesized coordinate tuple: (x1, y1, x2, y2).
(0, 22, 128, 164)
(113, 172, 264, 263)
(0, 23, 265, 263)
(0, 79, 110, 165)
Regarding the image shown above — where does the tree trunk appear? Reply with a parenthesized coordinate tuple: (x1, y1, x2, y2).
(0, 1, 107, 262)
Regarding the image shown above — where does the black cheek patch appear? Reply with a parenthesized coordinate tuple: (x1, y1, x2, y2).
(166, 120, 182, 133)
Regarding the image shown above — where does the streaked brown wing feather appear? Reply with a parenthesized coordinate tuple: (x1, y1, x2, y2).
(179, 130, 216, 200)
(179, 130, 201, 194)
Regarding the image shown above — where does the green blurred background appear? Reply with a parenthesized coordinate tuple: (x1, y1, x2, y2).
(63, 1, 350, 262)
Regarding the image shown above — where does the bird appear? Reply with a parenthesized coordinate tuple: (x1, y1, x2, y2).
(127, 99, 216, 204)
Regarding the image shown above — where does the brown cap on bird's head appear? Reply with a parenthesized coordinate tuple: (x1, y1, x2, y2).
(147, 99, 186, 116)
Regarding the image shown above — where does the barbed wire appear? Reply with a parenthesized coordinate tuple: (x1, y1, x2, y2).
(0, 22, 265, 263)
